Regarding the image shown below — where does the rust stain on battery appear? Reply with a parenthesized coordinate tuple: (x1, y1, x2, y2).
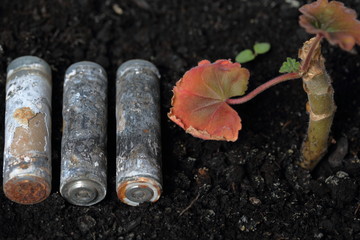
(13, 107, 36, 125)
(19, 163, 29, 169)
(117, 177, 162, 203)
(70, 155, 79, 165)
(4, 176, 50, 204)
(10, 113, 47, 157)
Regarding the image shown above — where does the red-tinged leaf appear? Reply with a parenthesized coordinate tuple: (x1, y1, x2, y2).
(299, 0, 360, 51)
(168, 60, 250, 142)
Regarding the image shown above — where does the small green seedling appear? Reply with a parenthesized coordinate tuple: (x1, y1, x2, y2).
(279, 58, 301, 73)
(235, 42, 271, 63)
(169, 0, 360, 170)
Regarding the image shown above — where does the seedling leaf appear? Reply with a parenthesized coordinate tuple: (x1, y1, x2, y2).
(253, 42, 271, 55)
(168, 60, 250, 141)
(235, 49, 255, 63)
(279, 58, 301, 73)
(299, 0, 360, 51)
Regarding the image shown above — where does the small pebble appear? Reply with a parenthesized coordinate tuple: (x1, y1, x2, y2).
(249, 197, 261, 205)
(325, 171, 357, 204)
(77, 215, 96, 233)
(132, 0, 151, 11)
(285, 0, 300, 8)
(112, 4, 123, 15)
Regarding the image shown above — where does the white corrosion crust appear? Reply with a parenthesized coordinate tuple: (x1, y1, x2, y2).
(4, 74, 52, 162)
(3, 56, 52, 198)
(116, 59, 160, 80)
(60, 62, 108, 206)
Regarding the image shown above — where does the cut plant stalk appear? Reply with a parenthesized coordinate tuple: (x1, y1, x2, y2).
(298, 37, 336, 170)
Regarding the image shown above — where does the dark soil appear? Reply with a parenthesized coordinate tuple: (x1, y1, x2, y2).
(1, 0, 360, 239)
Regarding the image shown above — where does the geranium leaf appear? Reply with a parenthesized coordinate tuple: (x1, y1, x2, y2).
(253, 42, 271, 55)
(299, 0, 360, 51)
(235, 49, 256, 63)
(168, 60, 250, 141)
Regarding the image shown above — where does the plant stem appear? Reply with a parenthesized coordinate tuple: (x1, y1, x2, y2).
(226, 72, 300, 105)
(299, 37, 336, 170)
(301, 34, 323, 73)
(226, 34, 322, 106)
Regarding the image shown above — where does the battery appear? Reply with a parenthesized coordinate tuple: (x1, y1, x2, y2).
(60, 62, 108, 206)
(116, 59, 162, 206)
(3, 56, 52, 204)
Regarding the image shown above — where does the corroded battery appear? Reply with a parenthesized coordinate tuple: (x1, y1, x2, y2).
(3, 56, 52, 204)
(116, 59, 162, 206)
(60, 61, 107, 206)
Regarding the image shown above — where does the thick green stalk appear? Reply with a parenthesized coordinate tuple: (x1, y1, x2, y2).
(299, 37, 336, 170)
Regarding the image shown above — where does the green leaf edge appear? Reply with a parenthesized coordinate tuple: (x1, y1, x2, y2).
(235, 49, 256, 63)
(253, 42, 271, 55)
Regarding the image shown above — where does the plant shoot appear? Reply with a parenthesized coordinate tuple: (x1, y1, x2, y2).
(168, 0, 360, 170)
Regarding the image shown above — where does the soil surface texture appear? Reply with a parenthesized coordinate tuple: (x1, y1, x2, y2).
(1, 0, 360, 239)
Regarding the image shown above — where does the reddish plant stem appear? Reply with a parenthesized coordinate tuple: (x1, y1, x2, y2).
(227, 34, 321, 106)
(226, 72, 301, 105)
(301, 34, 323, 72)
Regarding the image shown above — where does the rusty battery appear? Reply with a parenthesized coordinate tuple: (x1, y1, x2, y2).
(60, 61, 107, 206)
(116, 59, 162, 206)
(3, 56, 52, 204)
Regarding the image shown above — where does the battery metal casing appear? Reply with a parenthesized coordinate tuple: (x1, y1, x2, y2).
(3, 56, 52, 204)
(60, 61, 107, 206)
(116, 59, 162, 206)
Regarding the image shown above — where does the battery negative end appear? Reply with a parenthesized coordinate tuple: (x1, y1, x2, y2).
(3, 175, 51, 205)
(60, 179, 106, 206)
(117, 177, 162, 206)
